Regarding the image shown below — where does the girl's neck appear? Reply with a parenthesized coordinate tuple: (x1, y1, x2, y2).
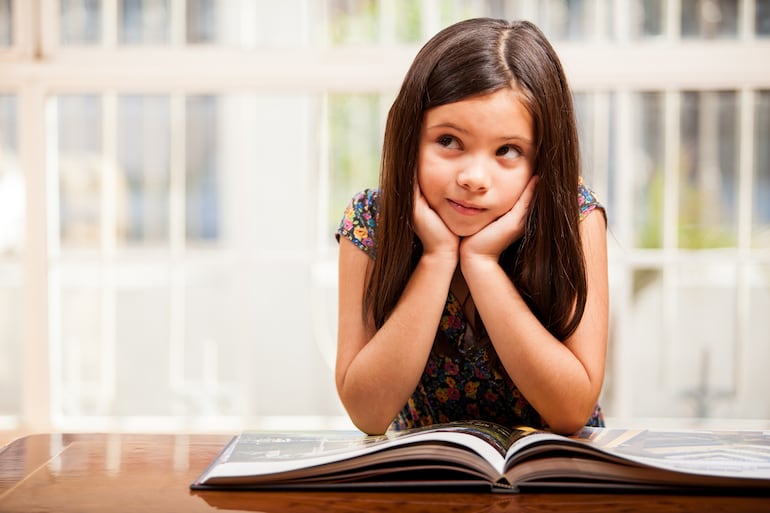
(450, 268, 474, 319)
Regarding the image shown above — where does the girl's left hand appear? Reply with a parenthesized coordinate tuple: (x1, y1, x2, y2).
(460, 175, 539, 261)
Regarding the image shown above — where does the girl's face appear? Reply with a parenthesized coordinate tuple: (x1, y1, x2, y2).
(417, 88, 535, 237)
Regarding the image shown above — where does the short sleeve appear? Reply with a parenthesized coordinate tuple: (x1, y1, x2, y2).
(336, 188, 379, 258)
(578, 178, 603, 222)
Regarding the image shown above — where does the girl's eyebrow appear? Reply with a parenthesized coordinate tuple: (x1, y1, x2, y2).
(426, 122, 468, 133)
(426, 122, 533, 144)
(499, 135, 533, 145)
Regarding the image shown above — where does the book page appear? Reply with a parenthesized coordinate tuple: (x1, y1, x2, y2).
(202, 426, 509, 481)
(405, 420, 516, 456)
(226, 431, 389, 463)
(580, 428, 770, 479)
(506, 427, 770, 480)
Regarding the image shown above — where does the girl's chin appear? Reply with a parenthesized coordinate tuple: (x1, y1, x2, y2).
(437, 212, 496, 238)
(447, 224, 486, 238)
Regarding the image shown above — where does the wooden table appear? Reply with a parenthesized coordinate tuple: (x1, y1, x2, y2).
(0, 433, 768, 512)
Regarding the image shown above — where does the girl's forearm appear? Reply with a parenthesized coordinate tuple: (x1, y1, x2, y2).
(338, 253, 457, 434)
(460, 256, 605, 434)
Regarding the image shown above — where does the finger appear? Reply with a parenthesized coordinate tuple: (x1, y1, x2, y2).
(492, 176, 540, 242)
(413, 176, 425, 203)
(515, 175, 539, 213)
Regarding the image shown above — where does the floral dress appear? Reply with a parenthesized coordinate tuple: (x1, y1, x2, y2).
(336, 181, 605, 431)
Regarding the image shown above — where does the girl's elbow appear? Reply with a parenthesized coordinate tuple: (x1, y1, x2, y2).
(346, 409, 392, 435)
(547, 417, 588, 436)
(337, 386, 394, 435)
(544, 403, 597, 435)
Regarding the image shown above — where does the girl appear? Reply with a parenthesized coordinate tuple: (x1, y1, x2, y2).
(335, 18, 608, 435)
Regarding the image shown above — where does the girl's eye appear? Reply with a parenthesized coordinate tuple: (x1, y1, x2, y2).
(437, 135, 459, 149)
(496, 145, 522, 160)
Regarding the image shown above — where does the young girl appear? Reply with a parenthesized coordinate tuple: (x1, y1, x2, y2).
(335, 18, 608, 435)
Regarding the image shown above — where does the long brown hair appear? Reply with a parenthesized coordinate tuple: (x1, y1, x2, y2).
(367, 18, 587, 341)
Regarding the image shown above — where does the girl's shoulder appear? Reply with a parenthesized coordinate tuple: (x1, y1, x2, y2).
(348, 188, 380, 212)
(578, 177, 604, 222)
(336, 188, 380, 257)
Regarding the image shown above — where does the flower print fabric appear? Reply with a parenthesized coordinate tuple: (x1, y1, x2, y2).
(337, 188, 378, 257)
(578, 176, 600, 222)
(336, 182, 605, 431)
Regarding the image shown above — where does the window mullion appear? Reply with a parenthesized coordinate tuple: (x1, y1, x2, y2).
(663, 90, 680, 251)
(660, 89, 681, 388)
(103, 0, 117, 48)
(169, 94, 185, 253)
(170, 0, 185, 46)
(317, 94, 329, 251)
(100, 92, 117, 413)
(665, 0, 682, 40)
(168, 93, 185, 411)
(102, 93, 117, 254)
(741, 0, 756, 40)
(20, 81, 51, 431)
(734, 86, 755, 416)
(419, 0, 440, 41)
(612, 90, 632, 246)
(737, 88, 755, 251)
(28, 0, 48, 58)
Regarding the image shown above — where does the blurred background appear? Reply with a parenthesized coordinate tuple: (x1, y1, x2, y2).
(0, 0, 769, 437)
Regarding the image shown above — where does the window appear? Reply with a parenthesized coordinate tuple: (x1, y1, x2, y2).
(2, 0, 770, 432)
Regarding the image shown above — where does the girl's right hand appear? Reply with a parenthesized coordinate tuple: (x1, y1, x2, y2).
(413, 181, 459, 258)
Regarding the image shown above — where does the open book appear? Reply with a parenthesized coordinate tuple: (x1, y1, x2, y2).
(190, 420, 770, 493)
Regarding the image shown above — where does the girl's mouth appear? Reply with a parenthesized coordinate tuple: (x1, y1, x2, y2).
(448, 199, 485, 215)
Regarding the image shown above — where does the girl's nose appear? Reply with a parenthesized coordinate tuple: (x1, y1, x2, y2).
(457, 158, 490, 192)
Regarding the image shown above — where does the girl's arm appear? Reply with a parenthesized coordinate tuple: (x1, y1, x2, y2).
(460, 209, 609, 435)
(335, 190, 458, 435)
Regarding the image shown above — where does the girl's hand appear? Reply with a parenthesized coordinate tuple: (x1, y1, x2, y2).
(460, 175, 539, 262)
(413, 181, 459, 259)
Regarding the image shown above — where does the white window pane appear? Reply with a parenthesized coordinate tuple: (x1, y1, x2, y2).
(0, 94, 22, 255)
(181, 262, 341, 418)
(215, 94, 319, 249)
(629, 0, 665, 39)
(439, 0, 515, 24)
(182, 266, 245, 417)
(758, 0, 770, 36)
(60, 0, 102, 45)
(120, 0, 170, 45)
(573, 91, 611, 208)
(249, 0, 323, 47)
(117, 95, 170, 245)
(328, 0, 379, 44)
(628, 265, 740, 418)
(670, 263, 738, 418)
(225, 262, 339, 416)
(187, 0, 322, 47)
(0, 0, 11, 46)
(60, 287, 105, 416)
(0, 281, 22, 417)
(185, 95, 219, 241)
(114, 285, 171, 415)
(627, 268, 665, 416)
(185, 0, 215, 43)
(744, 265, 770, 419)
(537, 0, 609, 41)
(0, 97, 21, 422)
(632, 92, 665, 249)
(328, 93, 384, 236)
(681, 0, 739, 39)
(679, 91, 739, 248)
(57, 95, 102, 249)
